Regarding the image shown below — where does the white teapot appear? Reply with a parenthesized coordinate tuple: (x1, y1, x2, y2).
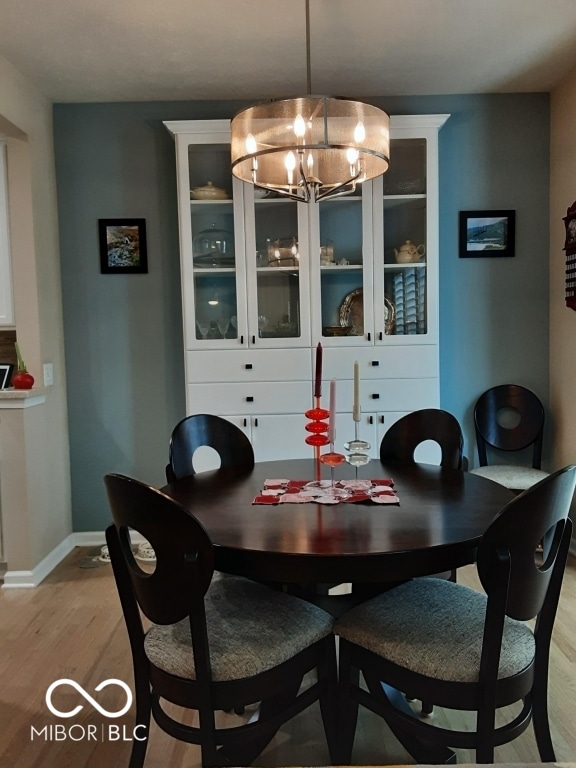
(394, 240, 426, 264)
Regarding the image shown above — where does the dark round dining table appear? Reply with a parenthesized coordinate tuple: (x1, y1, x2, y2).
(161, 458, 514, 586)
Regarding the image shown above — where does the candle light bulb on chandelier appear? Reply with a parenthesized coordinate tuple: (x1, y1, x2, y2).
(354, 121, 366, 143)
(294, 114, 306, 138)
(285, 150, 296, 186)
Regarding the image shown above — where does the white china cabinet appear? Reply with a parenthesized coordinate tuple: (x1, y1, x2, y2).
(165, 115, 448, 463)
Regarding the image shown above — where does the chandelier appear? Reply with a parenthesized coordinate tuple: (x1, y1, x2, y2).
(230, 0, 390, 203)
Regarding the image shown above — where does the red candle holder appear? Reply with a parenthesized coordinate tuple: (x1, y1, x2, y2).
(305, 399, 330, 461)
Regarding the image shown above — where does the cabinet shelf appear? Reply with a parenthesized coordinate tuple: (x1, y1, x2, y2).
(254, 198, 292, 205)
(190, 199, 233, 205)
(384, 193, 426, 202)
(320, 264, 363, 271)
(193, 267, 236, 275)
(384, 262, 427, 269)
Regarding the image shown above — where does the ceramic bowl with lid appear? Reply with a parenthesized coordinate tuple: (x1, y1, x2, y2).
(190, 181, 229, 200)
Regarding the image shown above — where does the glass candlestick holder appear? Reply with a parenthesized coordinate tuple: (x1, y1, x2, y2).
(344, 422, 372, 466)
(319, 443, 346, 487)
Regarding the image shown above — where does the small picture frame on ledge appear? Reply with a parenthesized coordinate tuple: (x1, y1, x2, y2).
(562, 200, 576, 251)
(0, 363, 14, 389)
(98, 218, 148, 274)
(459, 210, 515, 258)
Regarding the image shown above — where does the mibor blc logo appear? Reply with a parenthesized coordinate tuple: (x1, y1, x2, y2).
(31, 679, 147, 743)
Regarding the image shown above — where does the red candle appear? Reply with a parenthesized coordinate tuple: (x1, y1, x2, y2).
(314, 342, 323, 398)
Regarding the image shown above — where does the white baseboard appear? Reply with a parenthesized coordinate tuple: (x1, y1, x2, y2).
(2, 534, 76, 588)
(2, 530, 147, 588)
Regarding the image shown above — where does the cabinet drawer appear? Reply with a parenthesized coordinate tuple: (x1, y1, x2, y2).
(322, 345, 438, 381)
(186, 349, 312, 383)
(187, 381, 312, 415)
(336, 377, 439, 413)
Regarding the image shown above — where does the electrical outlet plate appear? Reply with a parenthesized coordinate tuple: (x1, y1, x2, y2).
(43, 363, 53, 386)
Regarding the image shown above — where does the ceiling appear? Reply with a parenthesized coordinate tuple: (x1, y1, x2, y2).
(1, 0, 576, 104)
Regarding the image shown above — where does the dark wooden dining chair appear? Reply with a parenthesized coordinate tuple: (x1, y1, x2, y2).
(333, 464, 576, 765)
(470, 383, 549, 492)
(379, 408, 465, 585)
(104, 473, 338, 768)
(166, 413, 255, 482)
(379, 408, 465, 470)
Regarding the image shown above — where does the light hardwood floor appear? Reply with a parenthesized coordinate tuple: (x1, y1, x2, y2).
(1, 549, 575, 768)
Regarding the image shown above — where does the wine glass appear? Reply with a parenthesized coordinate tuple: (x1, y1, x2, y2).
(258, 315, 268, 337)
(196, 320, 210, 340)
(217, 318, 230, 338)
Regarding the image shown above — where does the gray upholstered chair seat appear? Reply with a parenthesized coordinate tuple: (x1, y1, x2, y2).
(470, 464, 549, 491)
(145, 575, 334, 681)
(334, 577, 535, 683)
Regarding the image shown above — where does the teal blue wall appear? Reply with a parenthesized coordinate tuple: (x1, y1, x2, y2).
(53, 93, 550, 531)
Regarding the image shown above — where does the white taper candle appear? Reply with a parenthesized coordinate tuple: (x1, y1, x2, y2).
(353, 361, 361, 422)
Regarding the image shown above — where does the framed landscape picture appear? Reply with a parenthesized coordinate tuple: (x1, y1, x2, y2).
(98, 218, 148, 274)
(459, 210, 515, 258)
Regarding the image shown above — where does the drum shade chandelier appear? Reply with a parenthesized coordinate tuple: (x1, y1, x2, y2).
(230, 0, 390, 203)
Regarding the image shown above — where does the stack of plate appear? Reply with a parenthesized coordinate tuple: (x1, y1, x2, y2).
(404, 268, 418, 334)
(394, 273, 404, 334)
(392, 267, 427, 335)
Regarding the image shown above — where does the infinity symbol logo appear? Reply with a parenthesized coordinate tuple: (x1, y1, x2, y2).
(45, 679, 133, 718)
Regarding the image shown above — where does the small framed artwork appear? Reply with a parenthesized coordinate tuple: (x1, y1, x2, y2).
(98, 218, 148, 274)
(0, 363, 14, 389)
(459, 210, 515, 258)
(562, 200, 576, 251)
(562, 200, 576, 311)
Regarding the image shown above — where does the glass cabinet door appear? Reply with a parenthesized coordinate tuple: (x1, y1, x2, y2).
(373, 138, 430, 343)
(243, 186, 311, 348)
(310, 188, 374, 346)
(187, 143, 247, 349)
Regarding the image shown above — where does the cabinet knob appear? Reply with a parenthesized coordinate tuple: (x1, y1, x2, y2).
(243, 418, 248, 427)
(379, 415, 385, 423)
(254, 418, 259, 427)
(245, 363, 253, 370)
(240, 335, 244, 344)
(252, 335, 256, 344)
(246, 396, 254, 402)
(371, 360, 380, 367)
(379, 332, 383, 341)
(367, 332, 371, 341)
(370, 393, 380, 399)
(369, 416, 374, 425)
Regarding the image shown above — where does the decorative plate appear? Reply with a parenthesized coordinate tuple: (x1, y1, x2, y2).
(338, 288, 395, 335)
(339, 288, 364, 335)
(384, 294, 396, 335)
